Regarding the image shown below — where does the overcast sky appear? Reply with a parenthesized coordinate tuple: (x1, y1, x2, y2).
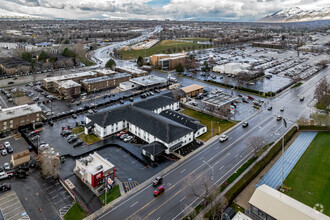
(1, 0, 329, 21)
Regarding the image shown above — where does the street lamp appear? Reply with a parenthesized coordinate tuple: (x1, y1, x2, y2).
(203, 160, 214, 181)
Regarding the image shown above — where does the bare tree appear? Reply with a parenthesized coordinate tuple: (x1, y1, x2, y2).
(246, 136, 266, 158)
(36, 145, 60, 178)
(314, 77, 329, 102)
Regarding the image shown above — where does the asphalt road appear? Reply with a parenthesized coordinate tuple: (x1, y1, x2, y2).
(93, 67, 329, 220)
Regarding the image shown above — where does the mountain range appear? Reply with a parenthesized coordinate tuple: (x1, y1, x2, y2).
(258, 7, 330, 23)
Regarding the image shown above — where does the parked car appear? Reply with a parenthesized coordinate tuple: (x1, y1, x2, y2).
(248, 96, 255, 100)
(68, 136, 78, 143)
(72, 114, 77, 119)
(73, 140, 83, 147)
(242, 98, 248, 103)
(119, 100, 125, 104)
(277, 115, 283, 121)
(3, 163, 10, 170)
(4, 142, 10, 149)
(280, 106, 284, 111)
(48, 120, 54, 126)
(300, 96, 305, 101)
(267, 106, 272, 111)
(6, 147, 13, 154)
(0, 144, 4, 150)
(124, 136, 133, 142)
(219, 135, 228, 142)
(1, 150, 7, 156)
(116, 131, 127, 137)
(120, 133, 129, 140)
(154, 185, 165, 196)
(242, 122, 249, 128)
(60, 130, 72, 136)
(153, 176, 163, 186)
(0, 183, 11, 193)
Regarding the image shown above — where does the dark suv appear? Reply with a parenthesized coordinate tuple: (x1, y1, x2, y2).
(153, 176, 163, 186)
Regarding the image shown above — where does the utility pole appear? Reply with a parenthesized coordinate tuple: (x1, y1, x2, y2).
(281, 118, 287, 191)
(104, 178, 107, 205)
(203, 160, 214, 181)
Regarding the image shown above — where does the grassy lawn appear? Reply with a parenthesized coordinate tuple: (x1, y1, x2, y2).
(71, 126, 84, 134)
(180, 108, 237, 142)
(291, 82, 303, 88)
(78, 133, 101, 144)
(99, 185, 121, 206)
(179, 37, 211, 42)
(284, 131, 330, 215)
(230, 202, 245, 213)
(64, 202, 86, 220)
(121, 40, 211, 60)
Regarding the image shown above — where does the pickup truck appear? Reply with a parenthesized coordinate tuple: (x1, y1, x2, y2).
(0, 171, 14, 180)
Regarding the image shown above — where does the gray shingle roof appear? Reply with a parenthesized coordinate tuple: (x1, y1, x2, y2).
(133, 95, 178, 111)
(142, 142, 167, 156)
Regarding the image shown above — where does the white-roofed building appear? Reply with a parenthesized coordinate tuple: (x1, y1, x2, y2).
(249, 184, 329, 220)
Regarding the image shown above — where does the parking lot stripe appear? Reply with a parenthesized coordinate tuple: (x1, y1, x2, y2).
(2, 200, 20, 212)
(0, 197, 18, 206)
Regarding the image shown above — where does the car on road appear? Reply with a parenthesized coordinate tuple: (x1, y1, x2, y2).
(219, 135, 228, 142)
(300, 96, 305, 101)
(73, 140, 83, 147)
(0, 183, 11, 193)
(8, 81, 14, 85)
(1, 150, 7, 156)
(153, 176, 163, 186)
(277, 115, 282, 121)
(242, 122, 249, 128)
(154, 185, 165, 196)
(3, 163, 10, 170)
(280, 106, 284, 111)
(267, 106, 272, 111)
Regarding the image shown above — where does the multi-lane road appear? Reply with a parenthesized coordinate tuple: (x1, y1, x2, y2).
(90, 62, 328, 219)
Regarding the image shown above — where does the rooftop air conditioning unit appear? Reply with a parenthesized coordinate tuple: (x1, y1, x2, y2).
(96, 165, 103, 171)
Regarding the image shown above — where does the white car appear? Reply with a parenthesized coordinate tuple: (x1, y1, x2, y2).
(3, 163, 10, 170)
(280, 106, 284, 111)
(4, 142, 10, 149)
(219, 135, 228, 142)
(124, 136, 133, 142)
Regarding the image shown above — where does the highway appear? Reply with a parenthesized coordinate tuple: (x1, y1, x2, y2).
(90, 26, 162, 67)
(92, 64, 328, 220)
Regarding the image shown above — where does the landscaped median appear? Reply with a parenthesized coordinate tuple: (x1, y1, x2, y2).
(78, 133, 101, 145)
(64, 202, 86, 220)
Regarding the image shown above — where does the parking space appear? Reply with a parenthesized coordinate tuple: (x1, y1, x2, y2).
(0, 190, 30, 220)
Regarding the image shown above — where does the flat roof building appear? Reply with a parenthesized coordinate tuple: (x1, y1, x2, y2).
(54, 80, 81, 97)
(94, 69, 116, 76)
(181, 84, 204, 97)
(0, 104, 42, 132)
(150, 52, 186, 70)
(81, 73, 131, 92)
(74, 152, 115, 196)
(115, 66, 148, 77)
(249, 184, 329, 220)
(129, 75, 167, 88)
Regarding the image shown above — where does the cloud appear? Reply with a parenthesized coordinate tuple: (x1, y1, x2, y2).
(0, 0, 329, 20)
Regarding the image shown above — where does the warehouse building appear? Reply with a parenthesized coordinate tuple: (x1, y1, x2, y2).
(81, 73, 131, 92)
(150, 52, 186, 70)
(54, 80, 81, 97)
(0, 104, 42, 132)
(74, 152, 116, 196)
(249, 184, 328, 220)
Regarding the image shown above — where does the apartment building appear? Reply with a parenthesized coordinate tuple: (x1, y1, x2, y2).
(81, 73, 131, 92)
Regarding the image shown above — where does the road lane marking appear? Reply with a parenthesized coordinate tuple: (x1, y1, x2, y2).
(179, 196, 186, 203)
(219, 165, 224, 170)
(235, 154, 239, 158)
(215, 146, 219, 150)
(199, 157, 204, 160)
(130, 202, 139, 208)
(180, 169, 186, 173)
(172, 197, 201, 220)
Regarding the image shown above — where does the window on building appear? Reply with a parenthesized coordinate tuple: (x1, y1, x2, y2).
(10, 120, 13, 124)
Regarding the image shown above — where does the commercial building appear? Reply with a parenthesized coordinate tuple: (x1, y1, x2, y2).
(129, 75, 167, 88)
(74, 152, 116, 196)
(0, 104, 42, 132)
(150, 52, 186, 70)
(94, 69, 116, 76)
(249, 184, 328, 220)
(54, 80, 81, 97)
(181, 84, 204, 97)
(115, 66, 148, 77)
(252, 41, 284, 49)
(213, 63, 250, 75)
(84, 95, 203, 161)
(81, 73, 131, 92)
(0, 58, 31, 75)
(119, 81, 137, 91)
(130, 39, 159, 50)
(43, 71, 97, 91)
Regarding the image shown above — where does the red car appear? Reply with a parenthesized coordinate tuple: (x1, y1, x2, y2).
(0, 144, 4, 150)
(154, 185, 165, 197)
(247, 96, 254, 100)
(116, 131, 127, 137)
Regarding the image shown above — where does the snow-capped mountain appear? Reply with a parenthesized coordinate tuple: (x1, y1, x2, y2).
(0, 8, 47, 20)
(258, 7, 330, 23)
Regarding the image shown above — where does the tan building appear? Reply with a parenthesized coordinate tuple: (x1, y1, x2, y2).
(73, 152, 116, 196)
(81, 73, 131, 92)
(54, 80, 81, 97)
(249, 184, 329, 220)
(11, 150, 30, 167)
(181, 84, 204, 97)
(0, 104, 42, 132)
(0, 58, 32, 75)
(150, 52, 186, 70)
(43, 71, 97, 91)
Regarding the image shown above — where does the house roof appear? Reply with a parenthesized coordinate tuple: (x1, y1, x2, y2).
(87, 105, 193, 144)
(142, 142, 167, 156)
(133, 95, 178, 111)
(159, 109, 205, 133)
(249, 184, 329, 220)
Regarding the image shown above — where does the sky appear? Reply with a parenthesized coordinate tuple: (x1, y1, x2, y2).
(0, 0, 329, 21)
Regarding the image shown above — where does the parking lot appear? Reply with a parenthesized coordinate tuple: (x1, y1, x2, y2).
(0, 136, 30, 169)
(0, 190, 30, 220)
